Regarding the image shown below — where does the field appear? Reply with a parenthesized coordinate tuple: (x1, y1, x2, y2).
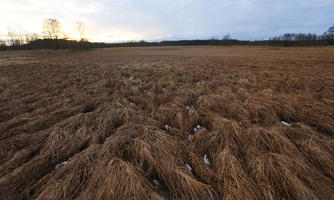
(0, 46, 334, 200)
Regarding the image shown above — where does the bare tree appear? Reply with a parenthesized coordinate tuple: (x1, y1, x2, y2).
(25, 33, 40, 43)
(42, 18, 62, 39)
(324, 25, 334, 37)
(327, 25, 334, 34)
(76, 21, 86, 41)
(223, 34, 231, 40)
(7, 27, 25, 46)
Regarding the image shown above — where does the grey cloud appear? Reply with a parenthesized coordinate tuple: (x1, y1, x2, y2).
(1, 0, 333, 41)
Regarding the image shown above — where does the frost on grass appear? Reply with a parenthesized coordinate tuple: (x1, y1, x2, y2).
(281, 121, 292, 127)
(203, 154, 210, 166)
(54, 161, 68, 172)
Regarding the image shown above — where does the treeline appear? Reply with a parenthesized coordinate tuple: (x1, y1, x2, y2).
(1, 22, 333, 50)
(0, 18, 92, 51)
(268, 29, 334, 46)
(102, 25, 334, 47)
(0, 39, 93, 51)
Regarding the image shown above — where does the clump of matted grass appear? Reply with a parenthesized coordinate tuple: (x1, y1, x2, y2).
(1, 47, 334, 199)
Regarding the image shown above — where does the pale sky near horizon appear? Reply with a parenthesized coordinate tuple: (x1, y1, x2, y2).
(0, 0, 333, 42)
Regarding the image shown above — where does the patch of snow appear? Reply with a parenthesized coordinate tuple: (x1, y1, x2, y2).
(188, 135, 192, 141)
(281, 121, 292, 127)
(185, 105, 194, 110)
(54, 161, 67, 172)
(105, 136, 111, 141)
(203, 154, 210, 166)
(186, 163, 192, 172)
(193, 124, 202, 133)
(153, 179, 160, 186)
(164, 124, 171, 132)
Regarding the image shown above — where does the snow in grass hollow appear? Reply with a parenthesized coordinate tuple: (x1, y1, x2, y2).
(193, 124, 201, 133)
(281, 121, 292, 127)
(153, 179, 160, 186)
(185, 105, 194, 110)
(203, 154, 210, 166)
(54, 161, 68, 172)
(186, 163, 192, 172)
(163, 124, 171, 133)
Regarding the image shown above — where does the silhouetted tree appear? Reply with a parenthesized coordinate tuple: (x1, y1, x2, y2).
(25, 33, 39, 43)
(223, 34, 231, 40)
(42, 18, 62, 39)
(7, 27, 25, 46)
(76, 21, 86, 41)
(323, 25, 334, 44)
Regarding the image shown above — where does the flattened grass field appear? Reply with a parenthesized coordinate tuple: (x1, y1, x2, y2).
(0, 46, 334, 200)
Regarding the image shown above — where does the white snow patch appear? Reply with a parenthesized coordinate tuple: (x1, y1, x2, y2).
(188, 135, 192, 141)
(164, 124, 171, 132)
(203, 154, 210, 166)
(105, 136, 111, 141)
(54, 161, 67, 171)
(186, 163, 192, 172)
(193, 124, 202, 133)
(281, 121, 292, 127)
(153, 179, 160, 186)
(185, 105, 194, 110)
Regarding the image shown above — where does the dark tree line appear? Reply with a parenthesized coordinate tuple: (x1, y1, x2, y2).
(1, 24, 333, 51)
(1, 18, 92, 51)
(96, 25, 334, 48)
(268, 26, 334, 46)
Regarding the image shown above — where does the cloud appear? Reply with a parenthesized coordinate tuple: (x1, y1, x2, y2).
(0, 0, 333, 42)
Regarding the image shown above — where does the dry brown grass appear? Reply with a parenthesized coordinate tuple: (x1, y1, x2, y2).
(0, 46, 334, 200)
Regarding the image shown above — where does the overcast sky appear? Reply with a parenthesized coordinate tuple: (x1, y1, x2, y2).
(0, 0, 333, 42)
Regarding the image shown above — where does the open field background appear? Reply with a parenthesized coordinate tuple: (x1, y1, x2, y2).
(0, 46, 334, 200)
